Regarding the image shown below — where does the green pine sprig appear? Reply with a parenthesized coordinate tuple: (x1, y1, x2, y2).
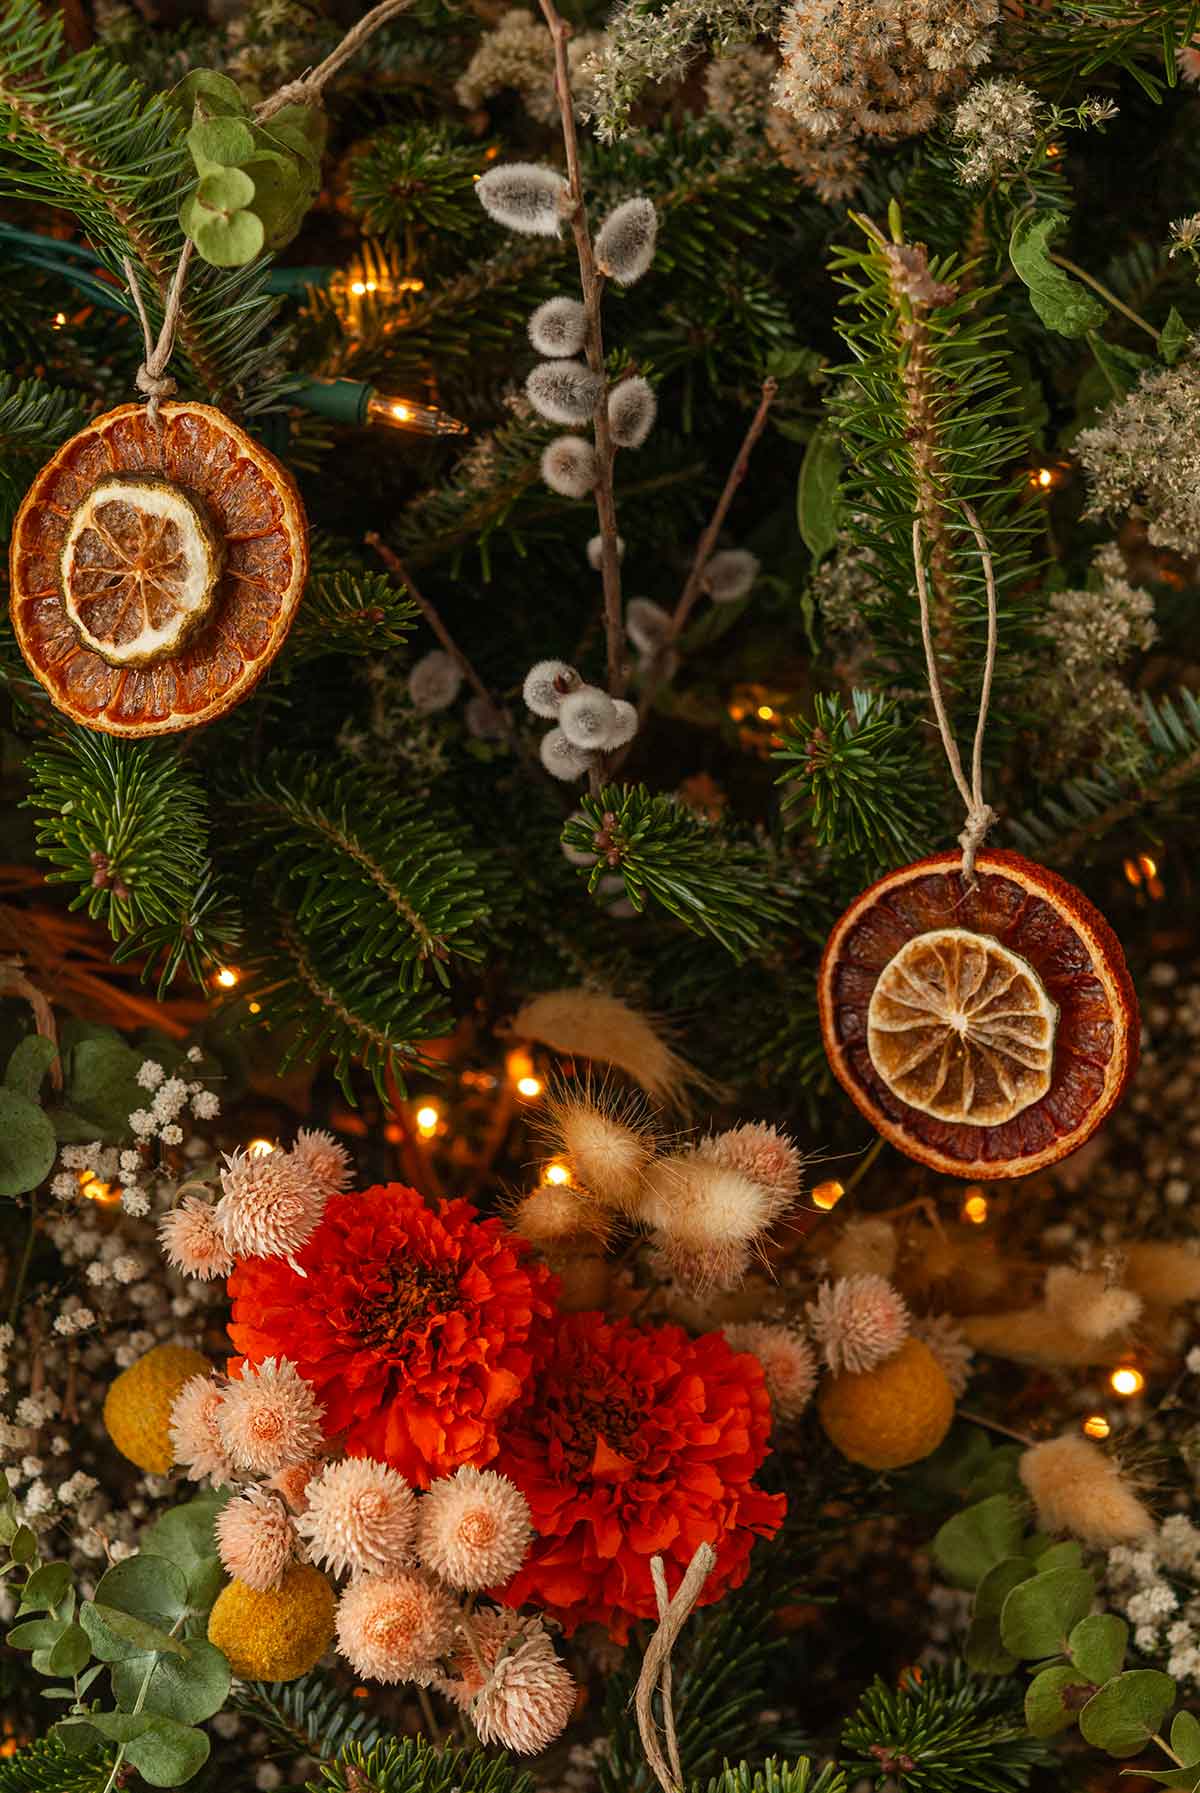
(842, 1665, 1051, 1793)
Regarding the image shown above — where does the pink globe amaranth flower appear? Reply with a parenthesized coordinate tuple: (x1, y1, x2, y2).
(169, 1374, 232, 1484)
(723, 1322, 817, 1420)
(697, 1123, 804, 1202)
(807, 1274, 910, 1375)
(911, 1313, 974, 1397)
(290, 1128, 354, 1199)
(214, 1147, 326, 1268)
(159, 1198, 234, 1281)
(335, 1571, 458, 1686)
(215, 1488, 297, 1591)
(297, 1456, 417, 1579)
(415, 1466, 532, 1591)
(268, 1458, 324, 1514)
(439, 1612, 576, 1755)
(217, 1357, 325, 1475)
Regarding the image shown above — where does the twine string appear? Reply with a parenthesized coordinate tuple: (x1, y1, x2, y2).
(910, 501, 999, 886)
(634, 1543, 716, 1793)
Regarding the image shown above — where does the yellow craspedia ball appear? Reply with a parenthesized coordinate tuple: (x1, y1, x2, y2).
(818, 1337, 954, 1470)
(208, 1563, 335, 1682)
(103, 1343, 210, 1474)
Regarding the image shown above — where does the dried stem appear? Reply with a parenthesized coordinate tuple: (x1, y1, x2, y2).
(256, 0, 415, 119)
(538, 0, 626, 699)
(634, 1542, 716, 1793)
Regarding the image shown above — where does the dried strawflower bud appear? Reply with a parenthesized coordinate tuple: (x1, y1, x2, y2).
(527, 361, 603, 425)
(416, 1465, 533, 1589)
(408, 650, 463, 713)
(335, 1570, 457, 1685)
(911, 1313, 974, 1396)
(528, 295, 588, 357)
(606, 698, 638, 747)
(625, 596, 672, 655)
(724, 1321, 817, 1419)
(170, 1373, 233, 1484)
(539, 726, 593, 781)
(217, 1357, 325, 1475)
(587, 533, 624, 569)
(477, 162, 569, 237)
(159, 1197, 234, 1281)
(1044, 1266, 1142, 1341)
(1019, 1434, 1154, 1546)
(807, 1275, 910, 1375)
(608, 377, 657, 449)
(289, 1127, 353, 1198)
(703, 548, 760, 603)
(826, 1217, 898, 1280)
(594, 196, 657, 285)
(541, 436, 597, 498)
(523, 658, 581, 718)
(469, 1617, 576, 1753)
(697, 1122, 802, 1201)
(297, 1456, 418, 1578)
(559, 685, 618, 749)
(216, 1488, 297, 1592)
(214, 1146, 326, 1268)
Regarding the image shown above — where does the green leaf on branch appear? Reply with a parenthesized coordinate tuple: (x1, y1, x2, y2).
(1069, 1613, 1128, 1684)
(4, 1036, 58, 1101)
(931, 1495, 1024, 1590)
(6, 1616, 67, 1651)
(188, 116, 255, 170)
(1035, 1542, 1084, 1574)
(1026, 1665, 1096, 1738)
(124, 1717, 210, 1787)
(45, 1622, 91, 1677)
(141, 1492, 228, 1612)
(90, 1604, 189, 1658)
(111, 1639, 230, 1725)
(1000, 1566, 1096, 1659)
(1079, 1670, 1176, 1757)
(0, 1087, 57, 1195)
(169, 69, 248, 118)
(1010, 215, 1107, 337)
(797, 426, 841, 562)
(1087, 331, 1153, 395)
(18, 1562, 73, 1612)
(1160, 307, 1189, 365)
(1172, 1712, 1200, 1764)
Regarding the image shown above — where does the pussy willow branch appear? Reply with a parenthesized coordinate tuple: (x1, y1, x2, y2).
(538, 0, 626, 701)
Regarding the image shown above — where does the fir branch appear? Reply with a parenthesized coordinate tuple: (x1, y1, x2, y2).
(347, 122, 489, 238)
(232, 1670, 388, 1764)
(0, 1735, 112, 1793)
(285, 564, 418, 663)
(314, 1736, 536, 1793)
(1018, 0, 1200, 101)
(0, 372, 86, 538)
(704, 1763, 848, 1793)
(841, 1665, 1050, 1793)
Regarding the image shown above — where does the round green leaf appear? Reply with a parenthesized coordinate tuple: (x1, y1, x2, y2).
(1070, 1613, 1128, 1684)
(965, 1613, 1018, 1676)
(19, 1562, 73, 1613)
(239, 156, 308, 248)
(260, 102, 327, 158)
(196, 168, 256, 214)
(191, 209, 265, 268)
(188, 116, 255, 169)
(64, 1037, 144, 1134)
(975, 1557, 1034, 1620)
(6, 1615, 67, 1651)
(0, 1088, 57, 1196)
(46, 1621, 92, 1677)
(12, 1523, 38, 1563)
(1026, 1665, 1096, 1738)
(5, 1035, 58, 1100)
(932, 1495, 1024, 1591)
(112, 1639, 230, 1725)
(1080, 1670, 1177, 1758)
(1172, 1712, 1200, 1766)
(91, 1603, 189, 1657)
(93, 1555, 188, 1628)
(1000, 1566, 1096, 1660)
(124, 1716, 211, 1788)
(169, 69, 248, 118)
(1036, 1541, 1084, 1574)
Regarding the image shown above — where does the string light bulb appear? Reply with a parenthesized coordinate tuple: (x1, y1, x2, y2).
(415, 1104, 440, 1138)
(544, 1161, 572, 1186)
(1110, 1365, 1145, 1398)
(365, 392, 469, 438)
(215, 966, 240, 988)
(247, 1138, 275, 1158)
(811, 1178, 844, 1211)
(1083, 1414, 1111, 1439)
(516, 1075, 542, 1099)
(77, 1170, 120, 1206)
(1123, 853, 1165, 900)
(962, 1190, 989, 1225)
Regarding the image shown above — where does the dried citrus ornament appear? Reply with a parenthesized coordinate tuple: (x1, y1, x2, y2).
(819, 848, 1138, 1181)
(9, 401, 307, 736)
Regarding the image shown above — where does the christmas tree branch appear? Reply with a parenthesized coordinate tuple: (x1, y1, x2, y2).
(538, 0, 626, 699)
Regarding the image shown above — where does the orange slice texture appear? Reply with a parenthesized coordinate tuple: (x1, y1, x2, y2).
(9, 402, 308, 736)
(819, 850, 1139, 1181)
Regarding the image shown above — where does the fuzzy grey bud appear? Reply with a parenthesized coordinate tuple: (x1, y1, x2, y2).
(559, 684, 618, 749)
(587, 533, 625, 570)
(523, 658, 581, 718)
(477, 162, 569, 237)
(594, 197, 658, 286)
(528, 296, 588, 357)
(625, 597, 672, 655)
(703, 548, 760, 603)
(540, 726, 594, 781)
(465, 695, 506, 739)
(408, 650, 462, 712)
(541, 436, 597, 498)
(527, 360, 603, 425)
(608, 376, 656, 449)
(606, 698, 638, 747)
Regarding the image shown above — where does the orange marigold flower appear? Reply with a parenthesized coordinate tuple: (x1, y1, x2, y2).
(227, 1186, 558, 1487)
(494, 1310, 784, 1641)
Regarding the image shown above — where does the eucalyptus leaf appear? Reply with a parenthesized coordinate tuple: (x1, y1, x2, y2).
(1036, 1541, 1084, 1574)
(6, 1615, 67, 1651)
(63, 1709, 154, 1743)
(12, 1523, 38, 1563)
(196, 168, 256, 214)
(112, 1639, 230, 1724)
(1172, 1712, 1200, 1764)
(94, 1554, 188, 1628)
(1160, 307, 1190, 366)
(124, 1716, 211, 1787)
(188, 116, 255, 170)
(1070, 1613, 1128, 1684)
(1000, 1566, 1096, 1659)
(239, 155, 308, 247)
(191, 209, 265, 268)
(1080, 1670, 1176, 1757)
(1009, 214, 1107, 337)
(964, 1612, 1018, 1676)
(932, 1495, 1024, 1590)
(91, 1603, 189, 1658)
(975, 1556, 1034, 1619)
(19, 1561, 73, 1612)
(169, 69, 248, 118)
(797, 425, 842, 562)
(260, 101, 327, 158)
(1026, 1664, 1096, 1738)
(64, 1037, 144, 1134)
(46, 1621, 92, 1677)
(5, 1035, 58, 1099)
(141, 1492, 228, 1611)
(0, 1087, 57, 1196)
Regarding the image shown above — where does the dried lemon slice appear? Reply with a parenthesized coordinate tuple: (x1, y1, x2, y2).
(60, 474, 223, 667)
(866, 927, 1058, 1126)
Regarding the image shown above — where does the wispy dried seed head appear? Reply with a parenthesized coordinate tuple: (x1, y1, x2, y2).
(696, 1122, 803, 1201)
(625, 597, 672, 655)
(606, 698, 638, 748)
(703, 548, 760, 603)
(523, 659, 581, 719)
(1020, 1434, 1154, 1546)
(541, 435, 597, 498)
(608, 377, 657, 449)
(528, 295, 588, 357)
(526, 360, 604, 425)
(639, 1153, 788, 1288)
(408, 650, 463, 713)
(539, 727, 594, 781)
(558, 685, 618, 749)
(477, 162, 569, 237)
(550, 1091, 656, 1210)
(510, 988, 698, 1108)
(511, 1181, 613, 1250)
(587, 533, 624, 569)
(594, 196, 658, 285)
(1043, 1267, 1142, 1341)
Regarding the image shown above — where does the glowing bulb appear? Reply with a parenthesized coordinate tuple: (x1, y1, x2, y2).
(1083, 1414, 1111, 1440)
(52, 311, 66, 329)
(365, 280, 378, 293)
(77, 1170, 121, 1205)
(962, 1190, 989, 1225)
(1138, 854, 1157, 879)
(517, 1075, 542, 1099)
(248, 1000, 262, 1015)
(1034, 467, 1054, 489)
(350, 280, 367, 296)
(247, 1138, 275, 1158)
(757, 705, 775, 722)
(1110, 1366, 1144, 1397)
(416, 1104, 440, 1137)
(544, 1161, 572, 1186)
(366, 392, 469, 438)
(1123, 857, 1142, 886)
(215, 966, 239, 988)
(811, 1178, 844, 1211)
(391, 403, 412, 422)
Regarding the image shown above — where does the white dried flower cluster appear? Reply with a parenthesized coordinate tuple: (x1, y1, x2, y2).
(455, 8, 603, 124)
(583, 0, 782, 142)
(523, 660, 638, 777)
(772, 0, 998, 147)
(704, 45, 776, 135)
(703, 45, 867, 200)
(1106, 1522, 1200, 1688)
(950, 77, 1043, 185)
(1076, 351, 1200, 555)
(1170, 213, 1200, 259)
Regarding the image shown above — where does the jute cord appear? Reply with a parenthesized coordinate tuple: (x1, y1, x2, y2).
(911, 502, 999, 886)
(634, 1542, 716, 1793)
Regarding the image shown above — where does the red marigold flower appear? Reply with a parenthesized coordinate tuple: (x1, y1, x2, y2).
(494, 1310, 785, 1640)
(227, 1186, 557, 1487)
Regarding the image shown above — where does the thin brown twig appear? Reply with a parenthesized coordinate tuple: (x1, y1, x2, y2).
(537, 0, 626, 700)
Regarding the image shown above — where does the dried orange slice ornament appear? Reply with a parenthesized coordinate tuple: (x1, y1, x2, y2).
(819, 849, 1138, 1181)
(9, 402, 307, 736)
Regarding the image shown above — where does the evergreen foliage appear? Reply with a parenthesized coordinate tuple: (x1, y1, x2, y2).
(842, 1666, 1051, 1793)
(0, 372, 85, 536)
(702, 1762, 847, 1793)
(232, 1670, 389, 1764)
(0, 1735, 111, 1793)
(311, 1736, 536, 1793)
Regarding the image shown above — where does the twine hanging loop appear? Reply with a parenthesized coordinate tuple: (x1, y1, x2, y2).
(122, 243, 192, 426)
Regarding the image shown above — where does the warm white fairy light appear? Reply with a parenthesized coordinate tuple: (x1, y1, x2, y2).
(416, 1105, 440, 1138)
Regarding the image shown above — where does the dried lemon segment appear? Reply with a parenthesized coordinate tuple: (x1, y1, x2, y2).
(60, 474, 222, 667)
(867, 927, 1058, 1126)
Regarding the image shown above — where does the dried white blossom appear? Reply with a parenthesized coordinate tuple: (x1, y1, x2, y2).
(703, 548, 760, 603)
(594, 197, 658, 285)
(606, 698, 638, 748)
(1077, 356, 1200, 555)
(476, 162, 569, 236)
(528, 295, 588, 357)
(523, 659, 581, 718)
(586, 533, 624, 569)
(408, 651, 463, 713)
(625, 597, 672, 655)
(608, 377, 657, 449)
(541, 436, 597, 497)
(558, 686, 618, 749)
(950, 77, 1042, 185)
(539, 727, 594, 781)
(526, 360, 604, 425)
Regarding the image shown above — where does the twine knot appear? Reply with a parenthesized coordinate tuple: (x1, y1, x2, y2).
(957, 802, 997, 884)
